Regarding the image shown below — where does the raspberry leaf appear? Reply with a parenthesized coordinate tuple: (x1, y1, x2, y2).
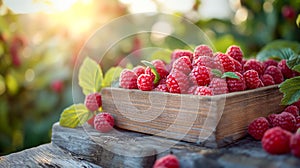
(59, 104, 92, 128)
(222, 72, 240, 79)
(141, 60, 160, 84)
(211, 69, 222, 78)
(79, 57, 103, 95)
(292, 64, 300, 73)
(279, 76, 300, 105)
(102, 66, 123, 87)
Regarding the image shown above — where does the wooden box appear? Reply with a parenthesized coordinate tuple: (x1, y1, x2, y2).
(101, 85, 283, 148)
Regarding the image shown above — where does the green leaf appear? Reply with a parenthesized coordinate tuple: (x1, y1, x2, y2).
(292, 64, 300, 73)
(258, 40, 300, 55)
(78, 57, 103, 95)
(59, 104, 91, 128)
(286, 54, 300, 70)
(141, 60, 160, 84)
(297, 14, 300, 28)
(279, 76, 300, 105)
(211, 69, 222, 78)
(222, 72, 240, 79)
(102, 66, 123, 87)
(149, 49, 172, 64)
(257, 48, 297, 62)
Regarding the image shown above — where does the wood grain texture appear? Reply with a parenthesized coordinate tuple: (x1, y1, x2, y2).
(101, 85, 284, 147)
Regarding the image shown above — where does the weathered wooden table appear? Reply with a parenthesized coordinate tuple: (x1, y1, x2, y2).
(1, 122, 299, 168)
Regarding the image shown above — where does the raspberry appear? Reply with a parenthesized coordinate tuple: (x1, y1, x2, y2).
(87, 115, 95, 127)
(262, 127, 292, 154)
(154, 84, 169, 92)
(232, 59, 243, 73)
(187, 85, 197, 94)
(248, 117, 270, 140)
(145, 67, 156, 82)
(194, 86, 214, 96)
(171, 49, 193, 62)
(152, 59, 169, 79)
(214, 53, 235, 72)
(264, 66, 284, 84)
(270, 112, 297, 132)
(290, 133, 300, 158)
(137, 74, 154, 91)
(209, 78, 228, 95)
(226, 72, 246, 92)
(166, 70, 190, 94)
(189, 65, 211, 86)
(153, 154, 180, 168)
(297, 116, 300, 129)
(263, 59, 278, 70)
(260, 74, 275, 86)
(133, 66, 145, 77)
(172, 56, 192, 75)
(225, 45, 243, 63)
(243, 59, 264, 76)
(284, 105, 299, 117)
(193, 44, 213, 61)
(292, 100, 300, 109)
(119, 69, 138, 89)
(277, 59, 295, 79)
(84, 93, 102, 111)
(267, 113, 277, 126)
(243, 70, 262, 89)
(192, 56, 220, 70)
(241, 58, 247, 67)
(94, 112, 114, 133)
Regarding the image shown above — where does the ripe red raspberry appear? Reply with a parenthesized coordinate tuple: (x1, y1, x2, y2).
(284, 105, 299, 117)
(119, 69, 138, 89)
(263, 59, 278, 70)
(248, 117, 270, 140)
(84, 93, 102, 111)
(243, 70, 262, 89)
(292, 100, 300, 109)
(189, 65, 211, 86)
(193, 86, 214, 96)
(94, 112, 114, 133)
(171, 49, 193, 62)
(137, 74, 154, 91)
(193, 45, 213, 61)
(225, 45, 243, 63)
(152, 59, 169, 79)
(262, 127, 292, 154)
(290, 133, 300, 158)
(264, 66, 284, 84)
(87, 115, 95, 127)
(277, 59, 295, 79)
(209, 78, 228, 95)
(166, 70, 190, 94)
(232, 59, 243, 73)
(214, 53, 235, 72)
(226, 72, 246, 92)
(154, 84, 169, 92)
(243, 59, 264, 76)
(260, 74, 275, 86)
(270, 112, 297, 132)
(133, 66, 145, 77)
(172, 56, 192, 75)
(192, 56, 221, 70)
(297, 116, 300, 129)
(153, 154, 180, 168)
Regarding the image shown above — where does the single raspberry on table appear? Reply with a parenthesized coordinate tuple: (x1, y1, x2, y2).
(260, 74, 275, 86)
(154, 84, 169, 92)
(277, 59, 295, 79)
(171, 49, 193, 62)
(152, 59, 169, 79)
(226, 72, 246, 92)
(193, 86, 214, 96)
(133, 66, 145, 77)
(189, 65, 211, 86)
(193, 44, 213, 61)
(94, 112, 115, 133)
(225, 45, 243, 63)
(137, 74, 154, 91)
(84, 93, 102, 111)
(264, 66, 284, 84)
(243, 59, 264, 76)
(263, 59, 278, 70)
(214, 53, 235, 72)
(248, 117, 270, 140)
(270, 112, 297, 132)
(172, 56, 192, 75)
(153, 154, 180, 168)
(166, 70, 190, 94)
(262, 127, 292, 154)
(119, 69, 138, 89)
(290, 132, 300, 158)
(209, 78, 228, 95)
(243, 70, 262, 89)
(284, 105, 299, 117)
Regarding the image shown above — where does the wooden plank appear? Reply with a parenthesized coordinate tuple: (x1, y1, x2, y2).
(0, 143, 102, 168)
(101, 85, 284, 147)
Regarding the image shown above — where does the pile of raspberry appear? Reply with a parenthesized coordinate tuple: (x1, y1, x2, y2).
(248, 100, 300, 157)
(119, 45, 298, 96)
